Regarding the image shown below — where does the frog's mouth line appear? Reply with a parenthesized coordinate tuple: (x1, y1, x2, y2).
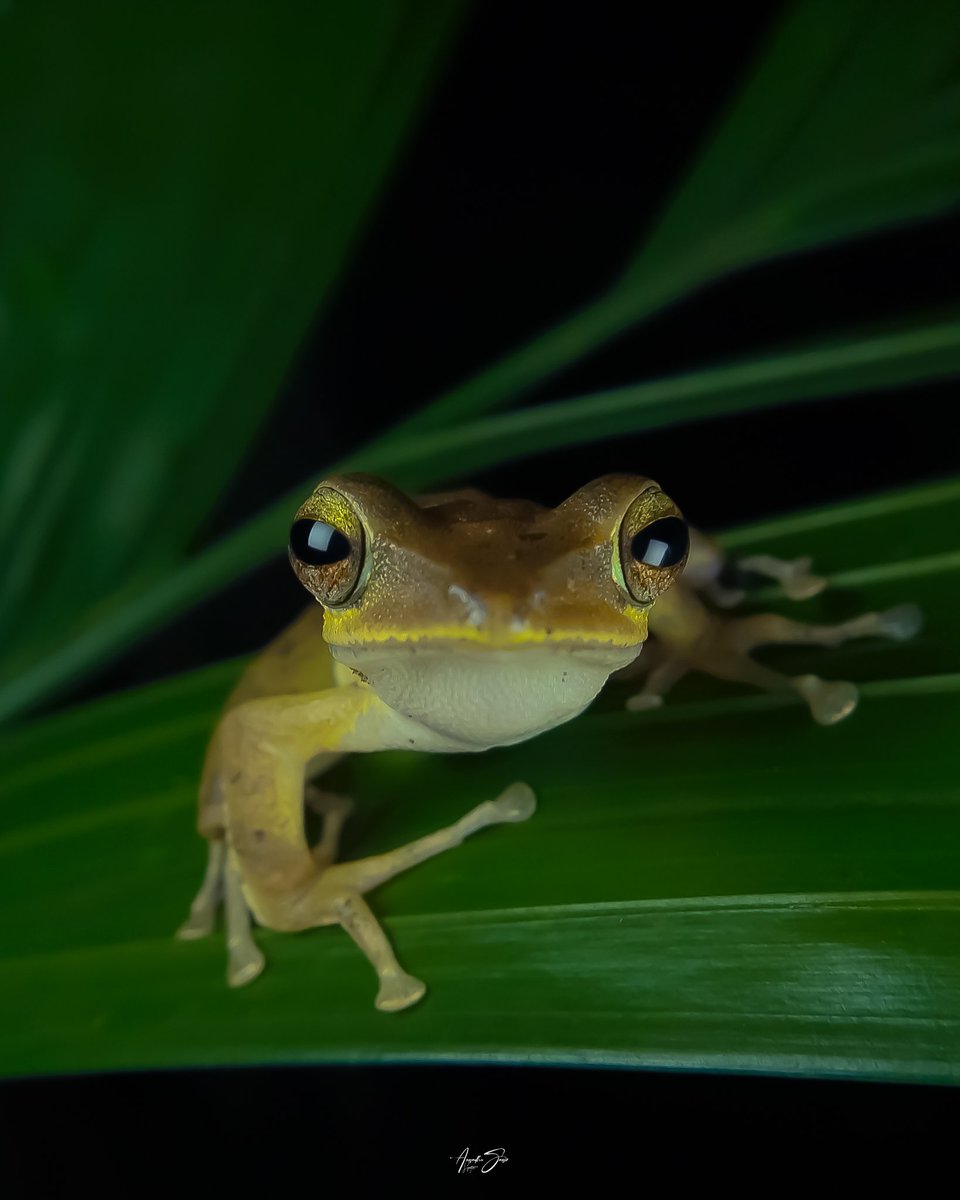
(329, 638, 641, 671)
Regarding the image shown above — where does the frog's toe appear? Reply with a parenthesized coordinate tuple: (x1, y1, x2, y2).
(375, 970, 427, 1013)
(878, 603, 923, 641)
(709, 585, 746, 609)
(781, 557, 828, 601)
(795, 675, 859, 725)
(490, 782, 537, 823)
(176, 911, 215, 941)
(227, 942, 266, 988)
(625, 692, 664, 712)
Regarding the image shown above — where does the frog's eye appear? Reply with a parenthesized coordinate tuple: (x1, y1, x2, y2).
(630, 517, 689, 569)
(289, 520, 351, 566)
(618, 492, 688, 604)
(288, 489, 366, 606)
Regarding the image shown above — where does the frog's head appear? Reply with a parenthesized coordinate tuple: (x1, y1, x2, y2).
(288, 474, 688, 747)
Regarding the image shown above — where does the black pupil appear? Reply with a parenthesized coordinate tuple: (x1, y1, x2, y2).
(290, 519, 351, 566)
(631, 517, 688, 568)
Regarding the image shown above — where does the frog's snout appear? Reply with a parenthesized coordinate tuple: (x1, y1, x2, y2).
(446, 583, 538, 634)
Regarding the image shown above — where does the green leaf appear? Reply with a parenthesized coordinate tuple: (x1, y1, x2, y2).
(0, 0, 461, 686)
(5, 0, 960, 727)
(349, 315, 960, 486)
(3, 478, 959, 1081)
(389, 0, 960, 438)
(3, 314, 955, 725)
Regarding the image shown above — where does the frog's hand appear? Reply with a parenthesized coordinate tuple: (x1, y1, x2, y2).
(734, 553, 828, 602)
(625, 659, 688, 711)
(304, 785, 354, 869)
(683, 526, 827, 606)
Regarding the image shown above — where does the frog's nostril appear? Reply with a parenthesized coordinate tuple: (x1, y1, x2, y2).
(448, 584, 486, 628)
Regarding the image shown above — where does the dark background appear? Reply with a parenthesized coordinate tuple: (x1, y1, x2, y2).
(88, 0, 960, 701)
(6, 1, 960, 1185)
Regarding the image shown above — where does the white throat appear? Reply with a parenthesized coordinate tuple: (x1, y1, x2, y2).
(331, 642, 640, 750)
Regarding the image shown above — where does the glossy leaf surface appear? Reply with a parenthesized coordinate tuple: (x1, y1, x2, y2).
(2, 479, 958, 1082)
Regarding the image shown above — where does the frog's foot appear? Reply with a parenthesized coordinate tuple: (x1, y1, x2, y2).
(376, 973, 428, 1013)
(296, 783, 537, 1012)
(176, 838, 226, 940)
(793, 675, 859, 725)
(736, 553, 827, 601)
(874, 603, 923, 641)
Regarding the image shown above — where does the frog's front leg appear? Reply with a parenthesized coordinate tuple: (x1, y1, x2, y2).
(729, 553, 826, 603)
(625, 658, 689, 711)
(305, 785, 354, 869)
(180, 686, 536, 1012)
(683, 528, 826, 608)
(312, 781, 535, 1011)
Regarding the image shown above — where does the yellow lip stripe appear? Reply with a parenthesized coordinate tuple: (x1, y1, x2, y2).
(322, 611, 648, 649)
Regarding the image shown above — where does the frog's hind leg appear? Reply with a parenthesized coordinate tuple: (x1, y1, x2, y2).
(175, 832, 267, 986)
(696, 603, 922, 725)
(223, 845, 266, 986)
(175, 732, 267, 986)
(176, 722, 231, 940)
(175, 786, 353, 988)
(176, 836, 226, 941)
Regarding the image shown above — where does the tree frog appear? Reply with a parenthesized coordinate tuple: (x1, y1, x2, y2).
(177, 473, 920, 1011)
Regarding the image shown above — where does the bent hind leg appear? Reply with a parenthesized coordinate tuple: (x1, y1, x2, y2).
(696, 605, 922, 724)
